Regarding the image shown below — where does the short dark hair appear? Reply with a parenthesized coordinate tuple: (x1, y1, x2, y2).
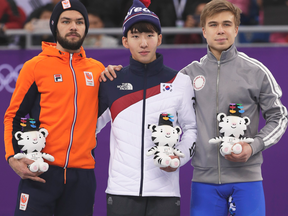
(128, 22, 160, 35)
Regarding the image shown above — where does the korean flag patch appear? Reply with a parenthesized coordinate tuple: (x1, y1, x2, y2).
(161, 83, 173, 93)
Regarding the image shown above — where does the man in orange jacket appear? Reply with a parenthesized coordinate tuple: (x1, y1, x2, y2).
(4, 1, 105, 215)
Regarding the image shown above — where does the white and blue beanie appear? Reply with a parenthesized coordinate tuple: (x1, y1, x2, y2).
(122, 0, 161, 37)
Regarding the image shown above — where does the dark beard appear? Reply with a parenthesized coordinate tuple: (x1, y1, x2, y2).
(56, 31, 85, 51)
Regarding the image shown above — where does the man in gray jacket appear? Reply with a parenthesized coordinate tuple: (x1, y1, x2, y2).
(180, 0, 287, 215)
(100, 0, 287, 215)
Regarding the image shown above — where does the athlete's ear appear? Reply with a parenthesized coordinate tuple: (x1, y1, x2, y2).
(202, 27, 206, 39)
(235, 26, 239, 37)
(157, 34, 162, 47)
(122, 36, 129, 49)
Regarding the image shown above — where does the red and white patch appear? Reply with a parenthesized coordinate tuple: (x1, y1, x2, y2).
(62, 0, 71, 9)
(19, 193, 29, 211)
(161, 83, 173, 93)
(193, 75, 206, 91)
(84, 71, 94, 86)
(54, 74, 63, 82)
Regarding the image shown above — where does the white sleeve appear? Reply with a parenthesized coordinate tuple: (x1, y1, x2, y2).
(175, 74, 197, 167)
(96, 108, 111, 134)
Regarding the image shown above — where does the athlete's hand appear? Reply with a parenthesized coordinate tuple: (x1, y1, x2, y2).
(160, 155, 179, 172)
(225, 142, 253, 163)
(8, 157, 46, 183)
(99, 65, 122, 82)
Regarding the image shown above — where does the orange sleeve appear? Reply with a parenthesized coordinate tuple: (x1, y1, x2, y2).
(89, 58, 106, 73)
(4, 58, 38, 160)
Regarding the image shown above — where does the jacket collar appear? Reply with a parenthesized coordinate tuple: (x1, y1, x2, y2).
(207, 43, 238, 63)
(129, 53, 164, 77)
(40, 42, 86, 61)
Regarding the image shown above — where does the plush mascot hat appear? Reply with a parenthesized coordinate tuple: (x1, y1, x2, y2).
(50, 0, 89, 41)
(158, 113, 174, 127)
(122, 0, 161, 37)
(20, 118, 38, 132)
(228, 103, 245, 117)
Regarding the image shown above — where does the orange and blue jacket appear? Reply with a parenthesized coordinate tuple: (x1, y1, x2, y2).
(4, 42, 105, 169)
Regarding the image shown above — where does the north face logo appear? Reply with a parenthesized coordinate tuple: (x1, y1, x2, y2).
(117, 83, 133, 90)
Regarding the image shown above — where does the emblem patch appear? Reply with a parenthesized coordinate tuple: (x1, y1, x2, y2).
(62, 0, 71, 9)
(117, 83, 133, 90)
(193, 75, 206, 91)
(19, 193, 29, 211)
(161, 83, 173, 93)
(54, 74, 63, 82)
(84, 72, 94, 86)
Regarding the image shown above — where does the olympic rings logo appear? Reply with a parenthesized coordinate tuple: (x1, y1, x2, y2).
(0, 64, 23, 93)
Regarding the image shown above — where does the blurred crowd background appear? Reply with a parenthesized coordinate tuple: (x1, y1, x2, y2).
(1, 0, 288, 48)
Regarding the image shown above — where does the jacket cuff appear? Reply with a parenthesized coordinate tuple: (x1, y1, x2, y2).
(7, 155, 14, 164)
(250, 137, 264, 156)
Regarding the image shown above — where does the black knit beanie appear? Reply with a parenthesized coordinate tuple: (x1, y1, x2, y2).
(50, 0, 89, 41)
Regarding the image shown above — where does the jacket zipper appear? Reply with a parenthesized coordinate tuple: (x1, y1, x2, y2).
(139, 64, 148, 196)
(64, 53, 78, 169)
(216, 61, 221, 184)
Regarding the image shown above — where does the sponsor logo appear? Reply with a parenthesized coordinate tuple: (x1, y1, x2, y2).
(62, 0, 71, 9)
(193, 75, 206, 91)
(107, 196, 113, 205)
(124, 7, 151, 20)
(84, 71, 94, 86)
(19, 193, 29, 211)
(54, 74, 63, 82)
(161, 83, 173, 93)
(117, 83, 133, 90)
(175, 200, 180, 206)
(0, 63, 22, 93)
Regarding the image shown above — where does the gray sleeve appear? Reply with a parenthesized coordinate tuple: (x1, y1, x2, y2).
(179, 66, 189, 76)
(251, 70, 288, 155)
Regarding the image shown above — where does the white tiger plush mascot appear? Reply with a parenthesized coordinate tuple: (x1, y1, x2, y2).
(14, 118, 54, 172)
(209, 103, 254, 156)
(147, 113, 184, 168)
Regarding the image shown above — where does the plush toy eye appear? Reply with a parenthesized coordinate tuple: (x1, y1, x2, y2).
(26, 136, 29, 140)
(160, 129, 163, 133)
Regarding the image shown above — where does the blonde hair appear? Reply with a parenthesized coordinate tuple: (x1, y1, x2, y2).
(200, 0, 242, 27)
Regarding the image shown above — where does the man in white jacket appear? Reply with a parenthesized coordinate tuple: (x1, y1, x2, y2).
(96, 0, 197, 216)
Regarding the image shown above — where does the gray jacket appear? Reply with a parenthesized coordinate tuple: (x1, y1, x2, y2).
(180, 44, 287, 184)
